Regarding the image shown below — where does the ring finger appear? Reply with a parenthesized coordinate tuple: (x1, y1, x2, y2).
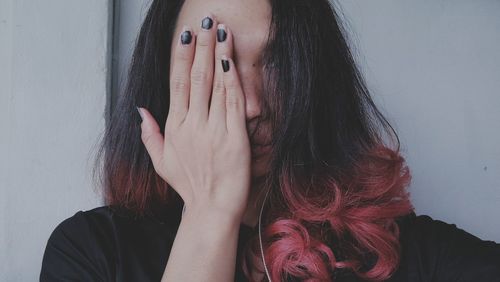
(209, 23, 234, 131)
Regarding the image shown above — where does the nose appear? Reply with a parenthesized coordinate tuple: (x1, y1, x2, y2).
(241, 77, 268, 144)
(239, 69, 263, 123)
(245, 90, 262, 123)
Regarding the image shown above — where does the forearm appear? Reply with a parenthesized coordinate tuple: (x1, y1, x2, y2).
(161, 205, 241, 282)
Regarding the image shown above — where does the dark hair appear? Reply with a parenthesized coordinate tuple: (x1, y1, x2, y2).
(93, 0, 414, 280)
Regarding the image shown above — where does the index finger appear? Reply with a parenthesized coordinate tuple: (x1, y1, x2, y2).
(168, 25, 196, 127)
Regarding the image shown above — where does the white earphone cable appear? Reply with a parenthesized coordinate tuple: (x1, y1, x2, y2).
(258, 187, 272, 282)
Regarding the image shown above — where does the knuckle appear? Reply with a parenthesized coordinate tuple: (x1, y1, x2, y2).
(174, 48, 192, 62)
(171, 76, 189, 93)
(213, 78, 225, 93)
(196, 35, 210, 47)
(216, 46, 229, 58)
(211, 96, 226, 110)
(164, 119, 176, 134)
(224, 76, 238, 91)
(226, 94, 241, 107)
(141, 131, 153, 146)
(191, 68, 210, 85)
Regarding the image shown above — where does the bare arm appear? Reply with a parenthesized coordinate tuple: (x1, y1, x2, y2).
(138, 15, 251, 282)
(161, 206, 240, 281)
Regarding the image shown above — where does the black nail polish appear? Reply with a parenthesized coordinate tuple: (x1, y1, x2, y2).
(201, 16, 213, 30)
(180, 30, 192, 45)
(217, 28, 227, 42)
(221, 59, 230, 72)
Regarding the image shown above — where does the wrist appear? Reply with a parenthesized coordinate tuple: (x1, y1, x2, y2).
(181, 203, 242, 230)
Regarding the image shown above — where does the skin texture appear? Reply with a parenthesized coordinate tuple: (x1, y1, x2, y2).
(137, 1, 272, 280)
(169, 0, 272, 228)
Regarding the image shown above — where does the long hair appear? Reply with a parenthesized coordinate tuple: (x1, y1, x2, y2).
(93, 0, 414, 280)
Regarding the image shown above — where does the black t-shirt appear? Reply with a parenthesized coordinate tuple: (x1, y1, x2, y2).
(40, 205, 500, 281)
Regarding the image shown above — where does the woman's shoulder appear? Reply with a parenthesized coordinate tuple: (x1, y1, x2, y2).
(51, 206, 114, 229)
(45, 206, 114, 247)
(50, 204, 180, 230)
(44, 205, 179, 246)
(45, 206, 122, 245)
(398, 211, 500, 253)
(40, 206, 119, 281)
(392, 211, 500, 281)
(40, 205, 179, 281)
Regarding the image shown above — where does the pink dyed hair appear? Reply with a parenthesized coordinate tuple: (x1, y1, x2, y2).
(241, 145, 414, 281)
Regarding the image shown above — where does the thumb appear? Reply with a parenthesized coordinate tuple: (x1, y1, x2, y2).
(137, 106, 164, 169)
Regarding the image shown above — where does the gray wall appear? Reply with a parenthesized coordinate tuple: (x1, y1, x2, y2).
(112, 0, 152, 111)
(339, 0, 500, 241)
(1, 0, 110, 281)
(0, 0, 499, 280)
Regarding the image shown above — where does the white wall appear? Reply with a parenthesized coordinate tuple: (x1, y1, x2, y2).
(0, 0, 111, 281)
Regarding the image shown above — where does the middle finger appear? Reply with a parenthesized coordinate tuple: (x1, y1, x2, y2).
(187, 14, 218, 122)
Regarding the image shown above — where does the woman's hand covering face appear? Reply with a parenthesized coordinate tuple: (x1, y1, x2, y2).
(138, 14, 252, 220)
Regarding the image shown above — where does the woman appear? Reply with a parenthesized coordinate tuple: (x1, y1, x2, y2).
(40, 0, 500, 281)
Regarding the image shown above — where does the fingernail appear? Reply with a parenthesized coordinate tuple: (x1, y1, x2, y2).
(201, 16, 213, 30)
(136, 106, 144, 121)
(217, 24, 227, 42)
(180, 29, 192, 45)
(221, 58, 230, 72)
